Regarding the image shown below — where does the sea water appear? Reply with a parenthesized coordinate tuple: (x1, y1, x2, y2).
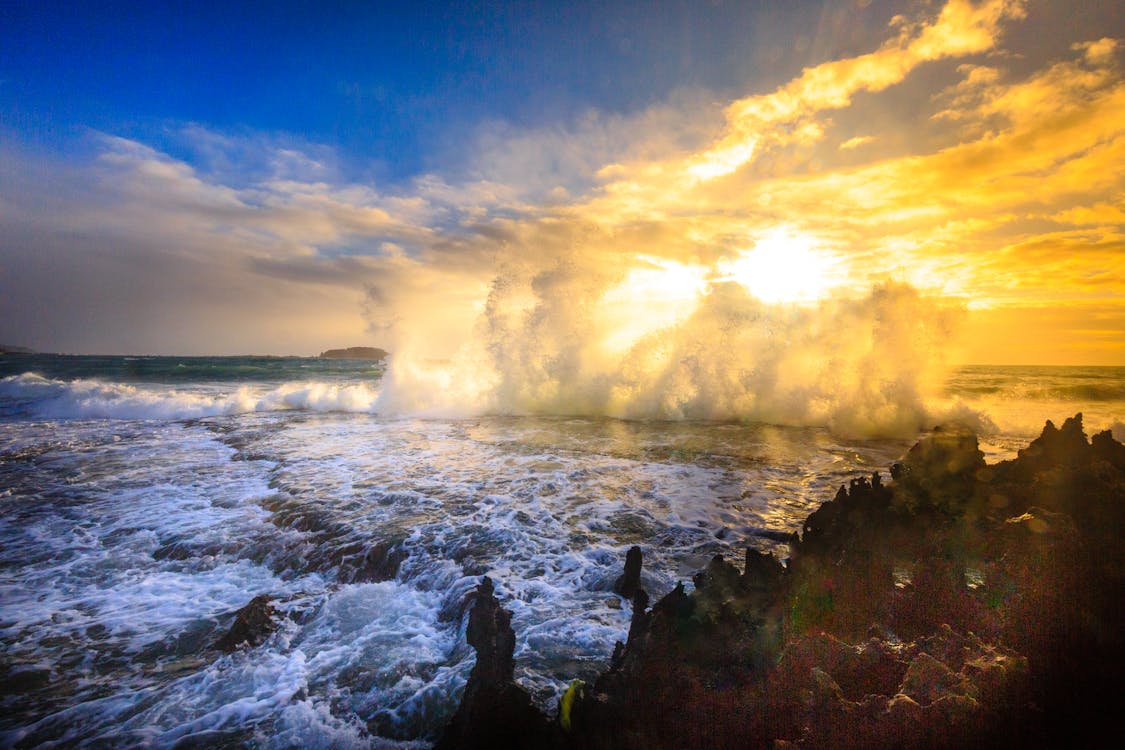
(1, 355, 1122, 748)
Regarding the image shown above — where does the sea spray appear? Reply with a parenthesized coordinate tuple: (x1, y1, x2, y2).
(375, 274, 966, 438)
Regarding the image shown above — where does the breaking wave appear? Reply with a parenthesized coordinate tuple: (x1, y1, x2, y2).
(0, 373, 381, 420)
(375, 279, 970, 439)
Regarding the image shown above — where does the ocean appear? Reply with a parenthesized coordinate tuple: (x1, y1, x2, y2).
(1, 355, 1122, 748)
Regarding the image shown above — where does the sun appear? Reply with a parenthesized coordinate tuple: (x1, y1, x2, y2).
(720, 229, 835, 304)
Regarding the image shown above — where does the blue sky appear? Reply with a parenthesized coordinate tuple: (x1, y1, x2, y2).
(3, 0, 863, 182)
(1, 1, 1124, 364)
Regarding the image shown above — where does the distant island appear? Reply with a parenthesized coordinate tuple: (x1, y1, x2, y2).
(0, 344, 35, 354)
(318, 347, 388, 360)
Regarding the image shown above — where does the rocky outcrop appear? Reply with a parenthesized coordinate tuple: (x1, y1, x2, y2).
(437, 415, 1125, 749)
(318, 347, 388, 360)
(337, 538, 409, 584)
(213, 595, 280, 652)
(435, 577, 557, 750)
(612, 545, 643, 599)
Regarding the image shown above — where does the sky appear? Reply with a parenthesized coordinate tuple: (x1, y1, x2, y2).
(1, 0, 1124, 365)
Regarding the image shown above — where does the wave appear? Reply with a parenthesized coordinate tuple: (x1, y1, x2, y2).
(375, 280, 970, 439)
(0, 373, 381, 420)
(1025, 384, 1125, 401)
(947, 382, 1125, 402)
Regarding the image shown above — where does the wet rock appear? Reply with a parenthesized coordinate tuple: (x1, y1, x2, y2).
(213, 595, 279, 652)
(339, 538, 408, 583)
(435, 577, 556, 750)
(0, 664, 52, 695)
(464, 577, 515, 685)
(613, 545, 643, 599)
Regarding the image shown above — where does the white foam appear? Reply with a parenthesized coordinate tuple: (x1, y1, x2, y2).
(7, 389, 1100, 745)
(0, 373, 381, 420)
(374, 282, 964, 439)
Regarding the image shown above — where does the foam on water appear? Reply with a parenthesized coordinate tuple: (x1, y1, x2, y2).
(0, 373, 381, 420)
(2, 358, 1122, 747)
(2, 406, 915, 747)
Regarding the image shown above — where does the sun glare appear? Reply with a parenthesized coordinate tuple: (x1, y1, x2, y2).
(600, 257, 709, 352)
(720, 230, 835, 304)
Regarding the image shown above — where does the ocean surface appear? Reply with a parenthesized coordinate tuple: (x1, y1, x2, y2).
(1, 355, 1122, 748)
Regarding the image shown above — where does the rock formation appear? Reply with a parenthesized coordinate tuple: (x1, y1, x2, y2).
(213, 595, 280, 652)
(435, 577, 557, 749)
(436, 415, 1125, 749)
(612, 545, 643, 599)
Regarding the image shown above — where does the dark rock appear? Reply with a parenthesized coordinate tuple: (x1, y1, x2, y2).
(750, 527, 800, 543)
(435, 577, 556, 750)
(213, 595, 279, 652)
(693, 554, 742, 593)
(743, 548, 785, 592)
(0, 664, 52, 695)
(1091, 429, 1125, 470)
(1018, 414, 1089, 469)
(464, 577, 515, 685)
(613, 545, 643, 599)
(338, 539, 408, 584)
(774, 633, 907, 703)
(898, 652, 970, 706)
(434, 417, 1125, 750)
(891, 425, 985, 517)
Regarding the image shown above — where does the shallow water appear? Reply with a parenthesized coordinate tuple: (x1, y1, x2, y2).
(1, 356, 1121, 747)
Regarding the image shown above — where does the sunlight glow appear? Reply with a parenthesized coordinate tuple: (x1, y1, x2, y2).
(600, 257, 709, 353)
(720, 230, 836, 303)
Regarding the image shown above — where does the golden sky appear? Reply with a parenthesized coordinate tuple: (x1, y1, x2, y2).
(1, 0, 1123, 365)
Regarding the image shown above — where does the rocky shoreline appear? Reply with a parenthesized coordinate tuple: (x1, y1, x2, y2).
(435, 415, 1125, 749)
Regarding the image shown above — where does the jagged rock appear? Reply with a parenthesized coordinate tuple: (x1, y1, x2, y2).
(798, 472, 894, 555)
(465, 577, 515, 684)
(1018, 414, 1089, 469)
(692, 554, 742, 594)
(613, 545, 643, 599)
(1091, 429, 1125, 470)
(743, 548, 785, 592)
(436, 418, 1125, 750)
(884, 692, 923, 724)
(338, 539, 408, 584)
(213, 595, 279, 652)
(435, 577, 555, 750)
(891, 425, 985, 517)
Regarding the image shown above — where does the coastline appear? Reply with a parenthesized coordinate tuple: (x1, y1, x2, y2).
(436, 414, 1125, 749)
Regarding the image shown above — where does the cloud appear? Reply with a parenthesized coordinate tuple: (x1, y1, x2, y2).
(839, 135, 876, 151)
(1074, 38, 1119, 66)
(681, 0, 1026, 182)
(1, 0, 1121, 373)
